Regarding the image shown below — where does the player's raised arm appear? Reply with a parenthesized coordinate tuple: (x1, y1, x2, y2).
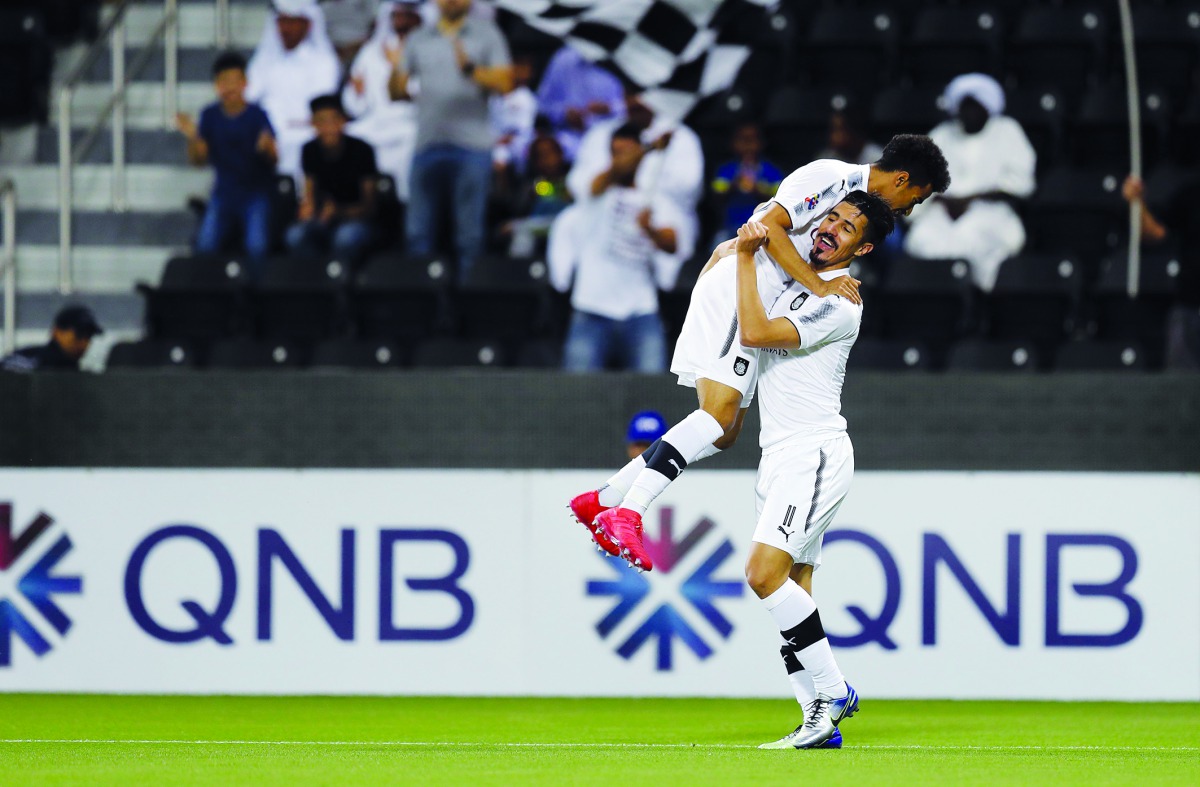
(734, 221, 801, 350)
(758, 203, 861, 304)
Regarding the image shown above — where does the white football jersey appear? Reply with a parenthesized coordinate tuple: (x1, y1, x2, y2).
(749, 159, 872, 298)
(756, 269, 863, 453)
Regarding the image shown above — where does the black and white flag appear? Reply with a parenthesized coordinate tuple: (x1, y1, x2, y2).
(495, 0, 778, 121)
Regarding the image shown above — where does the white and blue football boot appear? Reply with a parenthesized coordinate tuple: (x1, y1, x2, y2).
(758, 683, 858, 750)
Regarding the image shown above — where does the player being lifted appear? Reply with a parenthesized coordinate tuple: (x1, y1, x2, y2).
(568, 135, 950, 571)
(732, 195, 893, 748)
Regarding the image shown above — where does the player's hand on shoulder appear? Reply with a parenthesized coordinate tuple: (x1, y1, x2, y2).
(735, 220, 769, 254)
(816, 275, 862, 305)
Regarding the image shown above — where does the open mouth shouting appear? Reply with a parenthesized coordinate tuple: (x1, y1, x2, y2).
(814, 232, 838, 255)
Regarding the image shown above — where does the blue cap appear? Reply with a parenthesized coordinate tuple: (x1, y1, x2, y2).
(626, 410, 667, 444)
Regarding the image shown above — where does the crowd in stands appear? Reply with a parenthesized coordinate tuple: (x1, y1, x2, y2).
(4, 0, 1197, 374)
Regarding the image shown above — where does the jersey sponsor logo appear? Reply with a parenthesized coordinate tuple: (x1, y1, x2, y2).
(585, 507, 744, 671)
(0, 504, 82, 667)
(733, 356, 750, 377)
(762, 348, 789, 357)
(791, 293, 810, 311)
(803, 193, 820, 210)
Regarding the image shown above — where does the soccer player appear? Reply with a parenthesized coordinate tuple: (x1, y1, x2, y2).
(569, 135, 950, 570)
(735, 193, 895, 749)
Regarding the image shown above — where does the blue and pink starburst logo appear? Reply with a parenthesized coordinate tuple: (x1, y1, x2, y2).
(586, 507, 743, 671)
(0, 504, 82, 666)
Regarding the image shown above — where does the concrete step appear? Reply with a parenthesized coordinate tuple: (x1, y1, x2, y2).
(36, 128, 188, 165)
(5, 164, 211, 211)
(78, 46, 249, 84)
(8, 210, 194, 247)
(121, 1, 267, 50)
(4, 292, 145, 333)
(54, 82, 214, 129)
(12, 245, 175, 294)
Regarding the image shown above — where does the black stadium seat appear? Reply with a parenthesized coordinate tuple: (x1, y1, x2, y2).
(1004, 88, 1067, 172)
(1125, 4, 1200, 101)
(846, 339, 934, 372)
(1088, 252, 1180, 367)
(452, 255, 551, 340)
(515, 338, 563, 369)
(902, 6, 1004, 87)
(870, 87, 944, 142)
(1055, 340, 1146, 372)
(1024, 167, 1126, 258)
(309, 339, 405, 370)
(254, 256, 350, 339)
(269, 175, 298, 251)
(945, 339, 1040, 373)
(875, 257, 975, 352)
(0, 7, 52, 123)
(207, 339, 305, 369)
(106, 340, 197, 370)
(800, 7, 899, 95)
(1071, 86, 1170, 170)
(411, 338, 509, 369)
(985, 254, 1083, 350)
(351, 252, 451, 340)
(137, 254, 251, 340)
(763, 86, 860, 170)
(1008, 6, 1109, 93)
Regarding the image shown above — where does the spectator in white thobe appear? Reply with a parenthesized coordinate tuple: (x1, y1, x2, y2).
(343, 0, 421, 203)
(904, 73, 1036, 291)
(566, 90, 704, 244)
(247, 0, 341, 182)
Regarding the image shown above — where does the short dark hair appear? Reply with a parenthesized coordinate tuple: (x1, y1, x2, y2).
(211, 51, 247, 78)
(876, 134, 951, 193)
(840, 190, 895, 247)
(309, 94, 346, 117)
(611, 122, 642, 143)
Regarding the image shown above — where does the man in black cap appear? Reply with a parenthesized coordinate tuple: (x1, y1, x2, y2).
(0, 305, 103, 372)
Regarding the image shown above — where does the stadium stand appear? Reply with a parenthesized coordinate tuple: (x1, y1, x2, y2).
(6, 0, 1196, 373)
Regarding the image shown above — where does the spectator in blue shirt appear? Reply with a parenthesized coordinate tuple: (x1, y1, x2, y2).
(176, 52, 278, 277)
(708, 122, 783, 244)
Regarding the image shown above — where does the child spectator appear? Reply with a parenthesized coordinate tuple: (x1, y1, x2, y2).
(285, 94, 379, 265)
(176, 52, 278, 275)
(708, 122, 783, 243)
(497, 134, 572, 257)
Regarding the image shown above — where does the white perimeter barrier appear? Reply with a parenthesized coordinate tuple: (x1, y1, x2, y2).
(0, 470, 1196, 700)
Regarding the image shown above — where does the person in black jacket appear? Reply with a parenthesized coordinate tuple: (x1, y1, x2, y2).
(0, 305, 103, 372)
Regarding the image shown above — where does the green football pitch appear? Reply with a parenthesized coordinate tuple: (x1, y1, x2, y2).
(1, 695, 1196, 785)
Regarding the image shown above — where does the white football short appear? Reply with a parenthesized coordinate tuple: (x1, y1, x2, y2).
(752, 435, 854, 568)
(670, 256, 767, 408)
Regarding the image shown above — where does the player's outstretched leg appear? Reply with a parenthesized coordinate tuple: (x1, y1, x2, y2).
(597, 411, 724, 570)
(568, 439, 665, 556)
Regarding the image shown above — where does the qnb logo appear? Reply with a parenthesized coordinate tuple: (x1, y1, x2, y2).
(586, 507, 743, 671)
(0, 504, 82, 666)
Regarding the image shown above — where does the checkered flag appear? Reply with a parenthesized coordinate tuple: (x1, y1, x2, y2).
(497, 0, 777, 121)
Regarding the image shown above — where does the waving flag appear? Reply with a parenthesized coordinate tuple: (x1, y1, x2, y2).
(496, 0, 778, 121)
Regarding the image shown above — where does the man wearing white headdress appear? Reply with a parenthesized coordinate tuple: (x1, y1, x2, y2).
(903, 73, 1036, 291)
(247, 0, 341, 182)
(343, 1, 421, 203)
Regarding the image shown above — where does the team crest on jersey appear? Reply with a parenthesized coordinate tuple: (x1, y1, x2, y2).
(733, 356, 750, 376)
(803, 193, 820, 210)
(790, 293, 810, 310)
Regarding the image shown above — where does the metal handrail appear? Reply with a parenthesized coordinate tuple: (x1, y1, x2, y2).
(1, 179, 17, 355)
(57, 0, 179, 295)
